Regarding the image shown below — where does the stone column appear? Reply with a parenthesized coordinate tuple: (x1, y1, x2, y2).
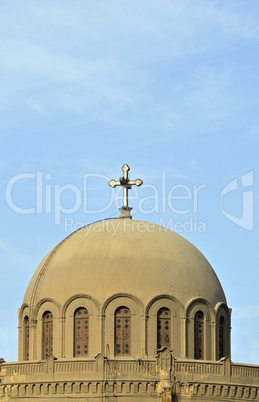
(181, 316, 187, 358)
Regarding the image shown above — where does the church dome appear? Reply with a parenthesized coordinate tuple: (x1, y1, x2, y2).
(24, 219, 226, 309)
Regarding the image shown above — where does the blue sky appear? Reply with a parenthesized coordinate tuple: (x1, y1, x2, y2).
(0, 1, 258, 364)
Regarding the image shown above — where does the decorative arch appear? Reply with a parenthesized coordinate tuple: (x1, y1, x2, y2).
(18, 304, 30, 362)
(62, 294, 100, 317)
(215, 302, 231, 359)
(146, 295, 183, 358)
(63, 295, 100, 358)
(185, 297, 215, 321)
(34, 297, 62, 319)
(19, 303, 30, 322)
(103, 294, 143, 357)
(35, 299, 60, 360)
(215, 302, 231, 322)
(146, 294, 184, 316)
(185, 298, 214, 360)
(102, 293, 144, 316)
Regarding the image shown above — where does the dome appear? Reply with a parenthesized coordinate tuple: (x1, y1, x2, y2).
(24, 219, 226, 309)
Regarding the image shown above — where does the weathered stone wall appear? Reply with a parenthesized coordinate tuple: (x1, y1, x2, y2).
(0, 351, 258, 401)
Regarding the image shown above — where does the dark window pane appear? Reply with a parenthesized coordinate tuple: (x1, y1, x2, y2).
(194, 311, 204, 360)
(74, 308, 89, 357)
(115, 307, 131, 356)
(157, 308, 171, 349)
(42, 311, 53, 359)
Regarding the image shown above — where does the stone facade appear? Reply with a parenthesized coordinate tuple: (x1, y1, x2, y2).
(1, 351, 258, 400)
(1, 219, 258, 400)
(18, 294, 231, 362)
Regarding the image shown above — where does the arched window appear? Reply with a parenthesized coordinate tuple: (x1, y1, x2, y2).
(219, 316, 225, 359)
(115, 307, 131, 356)
(194, 311, 204, 360)
(24, 316, 29, 361)
(157, 308, 171, 349)
(42, 311, 53, 359)
(74, 308, 89, 357)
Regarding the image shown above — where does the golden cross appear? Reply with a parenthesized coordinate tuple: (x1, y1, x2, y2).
(109, 164, 143, 217)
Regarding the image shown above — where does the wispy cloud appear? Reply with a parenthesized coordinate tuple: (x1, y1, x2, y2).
(0, 1, 258, 134)
(188, 160, 200, 169)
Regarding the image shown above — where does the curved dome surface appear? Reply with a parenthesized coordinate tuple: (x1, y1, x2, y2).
(24, 219, 226, 309)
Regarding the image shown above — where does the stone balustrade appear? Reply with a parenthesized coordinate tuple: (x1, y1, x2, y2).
(0, 354, 258, 400)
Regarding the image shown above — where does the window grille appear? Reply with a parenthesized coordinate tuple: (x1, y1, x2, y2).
(42, 311, 53, 359)
(115, 307, 131, 356)
(194, 311, 204, 359)
(74, 308, 89, 357)
(24, 316, 29, 361)
(157, 308, 171, 349)
(219, 315, 225, 359)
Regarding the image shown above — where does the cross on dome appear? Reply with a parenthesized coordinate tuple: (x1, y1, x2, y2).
(109, 164, 143, 218)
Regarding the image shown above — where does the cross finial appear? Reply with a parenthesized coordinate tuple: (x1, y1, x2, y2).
(109, 164, 143, 218)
